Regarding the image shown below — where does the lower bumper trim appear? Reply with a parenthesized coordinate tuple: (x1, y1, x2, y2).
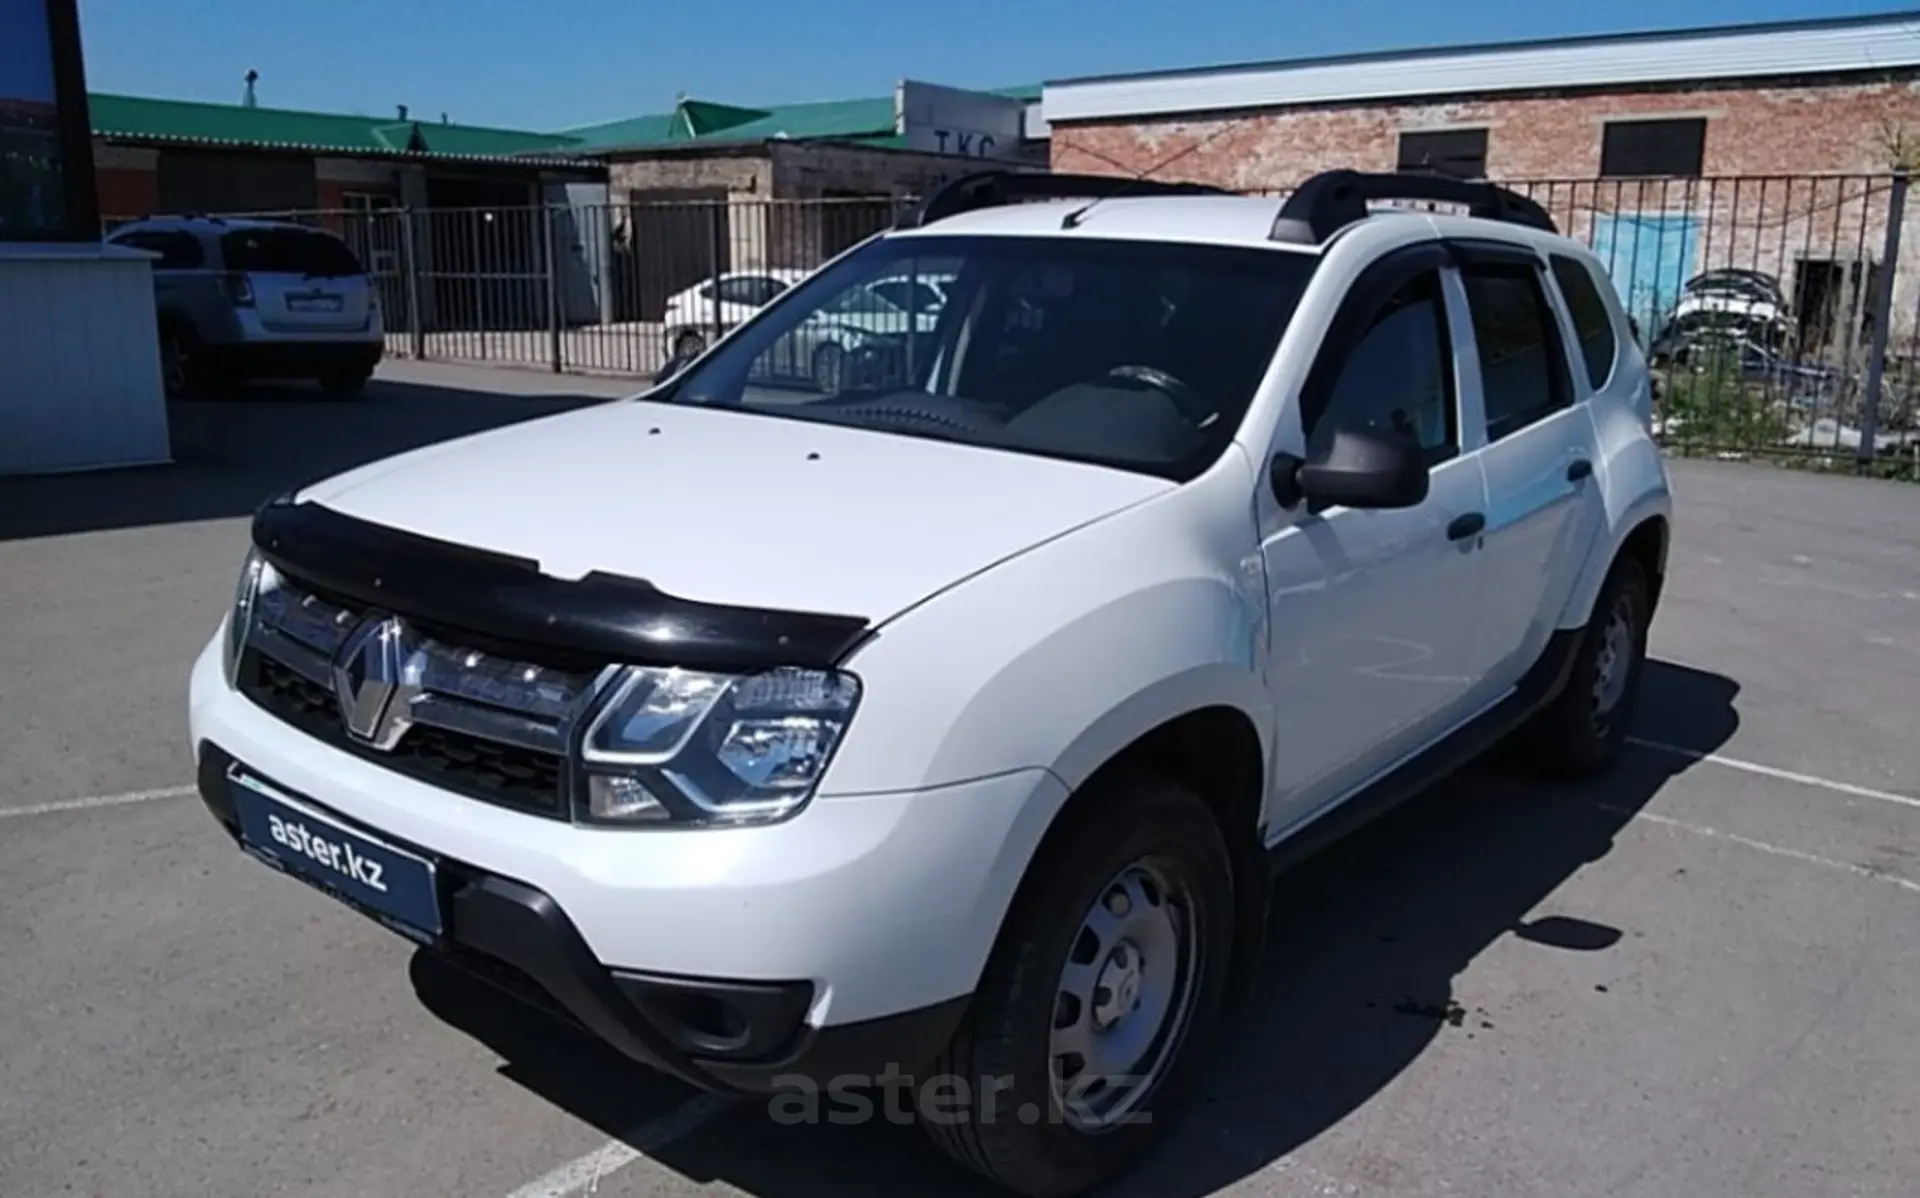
(195, 741, 971, 1094)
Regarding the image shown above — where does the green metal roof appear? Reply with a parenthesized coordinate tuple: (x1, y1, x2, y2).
(84, 82, 1044, 163)
(562, 84, 1041, 152)
(87, 92, 589, 163)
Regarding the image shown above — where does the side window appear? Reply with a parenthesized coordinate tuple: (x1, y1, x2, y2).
(717, 276, 787, 306)
(1460, 264, 1573, 443)
(115, 231, 204, 270)
(1305, 270, 1457, 464)
(1549, 254, 1618, 391)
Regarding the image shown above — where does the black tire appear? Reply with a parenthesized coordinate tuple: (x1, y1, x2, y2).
(672, 329, 706, 359)
(1522, 555, 1651, 777)
(922, 772, 1236, 1198)
(317, 366, 374, 397)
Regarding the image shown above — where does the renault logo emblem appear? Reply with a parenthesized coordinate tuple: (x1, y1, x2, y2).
(333, 616, 418, 750)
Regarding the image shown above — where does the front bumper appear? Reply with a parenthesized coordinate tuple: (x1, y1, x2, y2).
(187, 634, 1063, 1092)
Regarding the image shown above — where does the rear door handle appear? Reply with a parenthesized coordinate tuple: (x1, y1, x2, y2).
(1447, 512, 1486, 542)
(1567, 458, 1593, 482)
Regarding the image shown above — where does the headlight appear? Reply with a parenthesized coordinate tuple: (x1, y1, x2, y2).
(580, 666, 860, 826)
(222, 549, 269, 686)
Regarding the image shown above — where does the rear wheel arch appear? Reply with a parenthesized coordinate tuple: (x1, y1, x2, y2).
(1619, 514, 1669, 614)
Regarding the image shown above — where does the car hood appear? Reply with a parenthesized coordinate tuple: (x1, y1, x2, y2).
(297, 398, 1172, 623)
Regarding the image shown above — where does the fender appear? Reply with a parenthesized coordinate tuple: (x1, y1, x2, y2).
(822, 453, 1272, 796)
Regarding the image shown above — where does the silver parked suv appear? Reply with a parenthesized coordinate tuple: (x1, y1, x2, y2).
(108, 216, 384, 398)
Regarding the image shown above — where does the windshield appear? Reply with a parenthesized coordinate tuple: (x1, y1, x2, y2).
(658, 234, 1316, 481)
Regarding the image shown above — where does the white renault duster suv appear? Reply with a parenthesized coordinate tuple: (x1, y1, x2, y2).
(187, 169, 1671, 1197)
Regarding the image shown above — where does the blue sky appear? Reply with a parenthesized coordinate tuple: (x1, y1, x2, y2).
(75, 0, 1918, 132)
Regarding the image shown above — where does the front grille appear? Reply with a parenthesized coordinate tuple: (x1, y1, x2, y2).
(236, 550, 598, 822)
(243, 653, 570, 817)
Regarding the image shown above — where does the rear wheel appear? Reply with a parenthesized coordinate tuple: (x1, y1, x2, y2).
(1522, 556, 1651, 777)
(922, 772, 1235, 1197)
(317, 365, 374, 397)
(672, 329, 707, 359)
(158, 326, 194, 399)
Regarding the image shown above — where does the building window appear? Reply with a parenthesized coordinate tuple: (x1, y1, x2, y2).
(1600, 118, 1707, 179)
(0, 0, 63, 236)
(1396, 129, 1489, 180)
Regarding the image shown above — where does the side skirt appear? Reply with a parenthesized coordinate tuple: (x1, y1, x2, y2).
(1262, 626, 1583, 879)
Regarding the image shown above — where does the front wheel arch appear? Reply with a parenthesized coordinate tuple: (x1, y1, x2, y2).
(997, 705, 1272, 1019)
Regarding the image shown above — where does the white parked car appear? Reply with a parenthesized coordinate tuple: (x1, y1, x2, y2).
(764, 270, 955, 390)
(188, 168, 1672, 1197)
(661, 268, 810, 359)
(108, 216, 384, 398)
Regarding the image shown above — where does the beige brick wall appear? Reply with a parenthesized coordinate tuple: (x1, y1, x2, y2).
(1052, 77, 1920, 348)
(1050, 77, 1920, 187)
(610, 142, 1044, 271)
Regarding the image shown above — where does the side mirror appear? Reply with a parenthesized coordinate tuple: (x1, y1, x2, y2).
(1273, 427, 1429, 511)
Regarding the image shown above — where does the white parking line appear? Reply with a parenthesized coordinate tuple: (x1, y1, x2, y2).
(505, 1094, 734, 1198)
(1597, 802, 1920, 896)
(1627, 737, 1920, 813)
(0, 785, 196, 819)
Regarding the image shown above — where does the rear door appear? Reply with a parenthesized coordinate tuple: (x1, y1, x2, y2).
(1453, 242, 1606, 690)
(218, 227, 371, 333)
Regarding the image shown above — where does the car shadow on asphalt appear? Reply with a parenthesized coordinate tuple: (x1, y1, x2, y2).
(409, 658, 1739, 1196)
(0, 379, 607, 542)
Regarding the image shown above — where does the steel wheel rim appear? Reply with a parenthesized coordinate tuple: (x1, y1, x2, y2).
(1591, 592, 1637, 719)
(1048, 858, 1201, 1133)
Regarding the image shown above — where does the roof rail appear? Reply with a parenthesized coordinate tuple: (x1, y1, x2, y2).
(1270, 169, 1556, 244)
(896, 169, 1231, 230)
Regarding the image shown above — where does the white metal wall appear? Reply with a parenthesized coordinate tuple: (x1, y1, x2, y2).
(0, 244, 170, 475)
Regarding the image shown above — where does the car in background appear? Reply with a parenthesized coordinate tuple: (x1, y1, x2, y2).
(661, 269, 811, 359)
(765, 269, 955, 389)
(1651, 268, 1790, 364)
(107, 216, 384, 399)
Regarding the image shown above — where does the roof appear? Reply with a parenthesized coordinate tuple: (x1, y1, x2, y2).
(87, 92, 593, 165)
(563, 84, 1042, 153)
(1044, 10, 1920, 123)
(893, 193, 1322, 250)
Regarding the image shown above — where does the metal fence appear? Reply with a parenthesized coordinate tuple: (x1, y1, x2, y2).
(1505, 174, 1916, 475)
(118, 171, 1920, 475)
(264, 197, 910, 379)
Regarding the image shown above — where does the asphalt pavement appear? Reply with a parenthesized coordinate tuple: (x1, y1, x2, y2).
(3, 367, 1918, 1198)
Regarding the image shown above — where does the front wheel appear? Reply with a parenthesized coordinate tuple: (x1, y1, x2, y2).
(922, 773, 1235, 1197)
(672, 329, 707, 359)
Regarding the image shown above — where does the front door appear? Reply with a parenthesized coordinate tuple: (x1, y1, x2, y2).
(1259, 253, 1490, 834)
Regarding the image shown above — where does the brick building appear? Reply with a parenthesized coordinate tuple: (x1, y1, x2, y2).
(1044, 12, 1920, 353)
(560, 83, 1047, 316)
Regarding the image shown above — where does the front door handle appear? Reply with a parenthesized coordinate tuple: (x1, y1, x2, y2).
(1447, 512, 1486, 542)
(1567, 458, 1593, 482)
